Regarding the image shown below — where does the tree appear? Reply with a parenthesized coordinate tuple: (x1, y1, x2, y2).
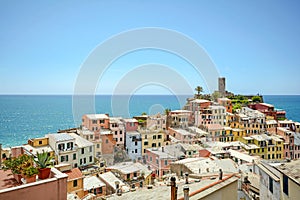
(141, 112, 147, 115)
(232, 103, 241, 113)
(164, 108, 171, 115)
(195, 86, 203, 99)
(252, 96, 262, 103)
(211, 91, 221, 102)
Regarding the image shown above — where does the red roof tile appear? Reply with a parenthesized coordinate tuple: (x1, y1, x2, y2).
(64, 168, 82, 181)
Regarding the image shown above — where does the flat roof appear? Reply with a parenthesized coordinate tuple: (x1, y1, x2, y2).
(85, 114, 109, 120)
(107, 162, 151, 176)
(275, 159, 300, 185)
(83, 176, 105, 191)
(69, 133, 93, 148)
(48, 133, 74, 142)
(98, 171, 125, 190)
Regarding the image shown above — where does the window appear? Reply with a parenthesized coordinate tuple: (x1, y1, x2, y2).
(152, 143, 156, 147)
(73, 180, 78, 187)
(283, 174, 289, 196)
(89, 156, 92, 162)
(39, 141, 42, 145)
(120, 131, 122, 135)
(90, 135, 93, 139)
(269, 176, 273, 193)
(92, 120, 97, 124)
(135, 141, 137, 146)
(66, 155, 69, 161)
(158, 135, 162, 139)
(61, 156, 65, 162)
(164, 160, 168, 166)
(99, 187, 103, 194)
(115, 138, 118, 142)
(150, 157, 152, 161)
(120, 137, 122, 142)
(100, 120, 104, 124)
(135, 149, 137, 153)
(144, 141, 148, 146)
(84, 158, 86, 164)
(145, 135, 147, 139)
(81, 148, 85, 154)
(97, 144, 100, 148)
(89, 146, 92, 152)
(106, 139, 108, 144)
(73, 153, 76, 160)
(115, 131, 118, 135)
(153, 135, 157, 140)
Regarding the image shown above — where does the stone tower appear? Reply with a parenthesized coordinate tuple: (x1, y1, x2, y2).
(218, 77, 226, 96)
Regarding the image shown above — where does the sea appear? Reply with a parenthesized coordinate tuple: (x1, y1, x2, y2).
(0, 95, 299, 148)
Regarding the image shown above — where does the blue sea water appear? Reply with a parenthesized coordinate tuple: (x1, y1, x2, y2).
(0, 95, 299, 148)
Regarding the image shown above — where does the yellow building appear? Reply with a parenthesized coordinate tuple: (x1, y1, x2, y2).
(239, 134, 284, 160)
(140, 129, 165, 155)
(24, 137, 55, 157)
(65, 168, 84, 198)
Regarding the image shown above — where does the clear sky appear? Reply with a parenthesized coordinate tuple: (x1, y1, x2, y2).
(0, 0, 299, 95)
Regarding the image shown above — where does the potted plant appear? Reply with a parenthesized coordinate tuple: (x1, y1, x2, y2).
(2, 154, 31, 183)
(34, 151, 53, 179)
(22, 165, 39, 183)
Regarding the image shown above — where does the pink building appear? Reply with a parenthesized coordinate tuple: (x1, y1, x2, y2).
(0, 168, 67, 200)
(168, 127, 197, 144)
(122, 118, 138, 132)
(82, 114, 110, 131)
(145, 147, 176, 179)
(109, 117, 125, 147)
(277, 127, 300, 159)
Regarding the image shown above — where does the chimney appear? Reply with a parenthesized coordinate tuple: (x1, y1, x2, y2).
(115, 181, 122, 196)
(185, 172, 189, 184)
(183, 186, 189, 200)
(219, 169, 223, 180)
(170, 177, 177, 200)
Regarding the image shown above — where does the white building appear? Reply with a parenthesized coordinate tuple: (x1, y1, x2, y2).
(47, 133, 78, 168)
(69, 133, 95, 168)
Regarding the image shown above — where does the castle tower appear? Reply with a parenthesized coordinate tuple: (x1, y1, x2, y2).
(218, 77, 226, 96)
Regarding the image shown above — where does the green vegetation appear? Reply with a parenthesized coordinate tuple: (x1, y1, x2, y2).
(211, 91, 221, 102)
(141, 112, 147, 115)
(194, 86, 203, 99)
(252, 96, 262, 103)
(35, 151, 53, 169)
(232, 103, 242, 113)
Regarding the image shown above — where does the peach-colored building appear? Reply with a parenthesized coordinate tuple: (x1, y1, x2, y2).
(82, 114, 110, 131)
(83, 176, 106, 198)
(218, 98, 232, 113)
(170, 110, 192, 129)
(0, 168, 67, 200)
(100, 129, 116, 155)
(64, 168, 84, 198)
(168, 127, 197, 144)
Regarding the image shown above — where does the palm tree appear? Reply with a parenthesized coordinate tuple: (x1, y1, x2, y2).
(195, 86, 203, 99)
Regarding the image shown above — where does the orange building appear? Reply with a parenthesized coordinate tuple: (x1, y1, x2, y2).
(82, 114, 110, 131)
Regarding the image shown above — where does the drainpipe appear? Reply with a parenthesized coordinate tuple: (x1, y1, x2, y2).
(170, 177, 177, 200)
(183, 186, 189, 200)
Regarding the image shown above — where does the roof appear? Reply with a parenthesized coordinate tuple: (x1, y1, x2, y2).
(85, 114, 109, 120)
(228, 149, 257, 163)
(64, 168, 83, 181)
(83, 176, 106, 191)
(68, 133, 93, 148)
(100, 129, 112, 135)
(126, 131, 141, 136)
(0, 170, 20, 190)
(191, 99, 210, 103)
(107, 162, 151, 176)
(174, 158, 238, 174)
(48, 133, 74, 142)
(23, 144, 53, 155)
(147, 148, 176, 159)
(259, 103, 274, 108)
(274, 159, 300, 185)
(99, 172, 125, 190)
(266, 120, 278, 125)
(172, 128, 195, 136)
(122, 118, 138, 123)
(107, 174, 238, 200)
(171, 110, 192, 113)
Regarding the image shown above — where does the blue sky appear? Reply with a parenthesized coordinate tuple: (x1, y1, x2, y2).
(0, 0, 299, 95)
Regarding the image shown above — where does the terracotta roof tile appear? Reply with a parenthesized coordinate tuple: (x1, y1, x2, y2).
(64, 168, 82, 181)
